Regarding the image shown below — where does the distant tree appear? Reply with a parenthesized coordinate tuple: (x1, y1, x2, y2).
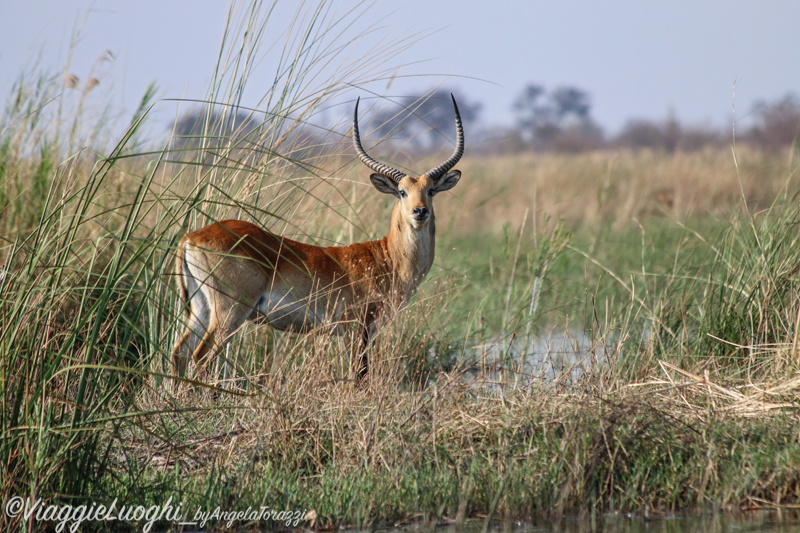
(551, 86, 590, 121)
(479, 127, 527, 155)
(512, 84, 555, 143)
(411, 88, 482, 146)
(746, 93, 800, 149)
(512, 84, 602, 150)
(368, 88, 482, 150)
(616, 114, 680, 152)
(616, 119, 667, 150)
(551, 120, 605, 152)
(615, 109, 723, 152)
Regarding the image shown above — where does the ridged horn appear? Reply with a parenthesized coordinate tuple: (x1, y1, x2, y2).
(352, 97, 407, 183)
(425, 94, 464, 181)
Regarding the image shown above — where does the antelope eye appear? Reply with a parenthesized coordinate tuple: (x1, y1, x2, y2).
(427, 189, 434, 196)
(399, 189, 407, 198)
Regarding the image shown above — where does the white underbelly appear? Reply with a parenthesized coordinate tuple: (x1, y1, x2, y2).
(255, 286, 343, 332)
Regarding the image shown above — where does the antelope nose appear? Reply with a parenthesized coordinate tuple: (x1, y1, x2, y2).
(413, 207, 429, 218)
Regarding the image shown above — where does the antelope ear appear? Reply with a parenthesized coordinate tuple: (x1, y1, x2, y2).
(431, 170, 461, 194)
(370, 174, 400, 197)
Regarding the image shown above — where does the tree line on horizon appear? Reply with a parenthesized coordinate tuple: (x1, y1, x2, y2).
(483, 84, 800, 154)
(171, 86, 800, 156)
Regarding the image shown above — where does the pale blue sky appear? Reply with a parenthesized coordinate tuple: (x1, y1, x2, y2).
(2, 0, 798, 136)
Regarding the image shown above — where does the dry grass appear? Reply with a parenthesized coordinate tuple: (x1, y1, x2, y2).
(120, 335, 800, 528)
(446, 146, 797, 234)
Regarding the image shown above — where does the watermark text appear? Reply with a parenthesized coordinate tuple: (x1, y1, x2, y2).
(5, 496, 309, 532)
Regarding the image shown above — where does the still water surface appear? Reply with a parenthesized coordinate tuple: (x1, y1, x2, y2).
(387, 511, 800, 533)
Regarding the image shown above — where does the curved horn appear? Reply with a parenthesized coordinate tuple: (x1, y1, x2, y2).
(425, 94, 465, 181)
(353, 97, 407, 183)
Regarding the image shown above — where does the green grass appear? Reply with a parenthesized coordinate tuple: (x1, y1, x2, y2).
(3, 1, 800, 531)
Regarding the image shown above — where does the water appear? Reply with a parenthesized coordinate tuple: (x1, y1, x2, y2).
(387, 511, 800, 533)
(470, 328, 607, 382)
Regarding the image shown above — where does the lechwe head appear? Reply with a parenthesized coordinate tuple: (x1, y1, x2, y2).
(354, 95, 463, 232)
(171, 95, 464, 387)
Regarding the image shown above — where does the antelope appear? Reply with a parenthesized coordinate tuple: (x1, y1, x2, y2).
(171, 95, 464, 383)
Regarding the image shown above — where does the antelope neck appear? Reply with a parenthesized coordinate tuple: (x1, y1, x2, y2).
(385, 201, 436, 295)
